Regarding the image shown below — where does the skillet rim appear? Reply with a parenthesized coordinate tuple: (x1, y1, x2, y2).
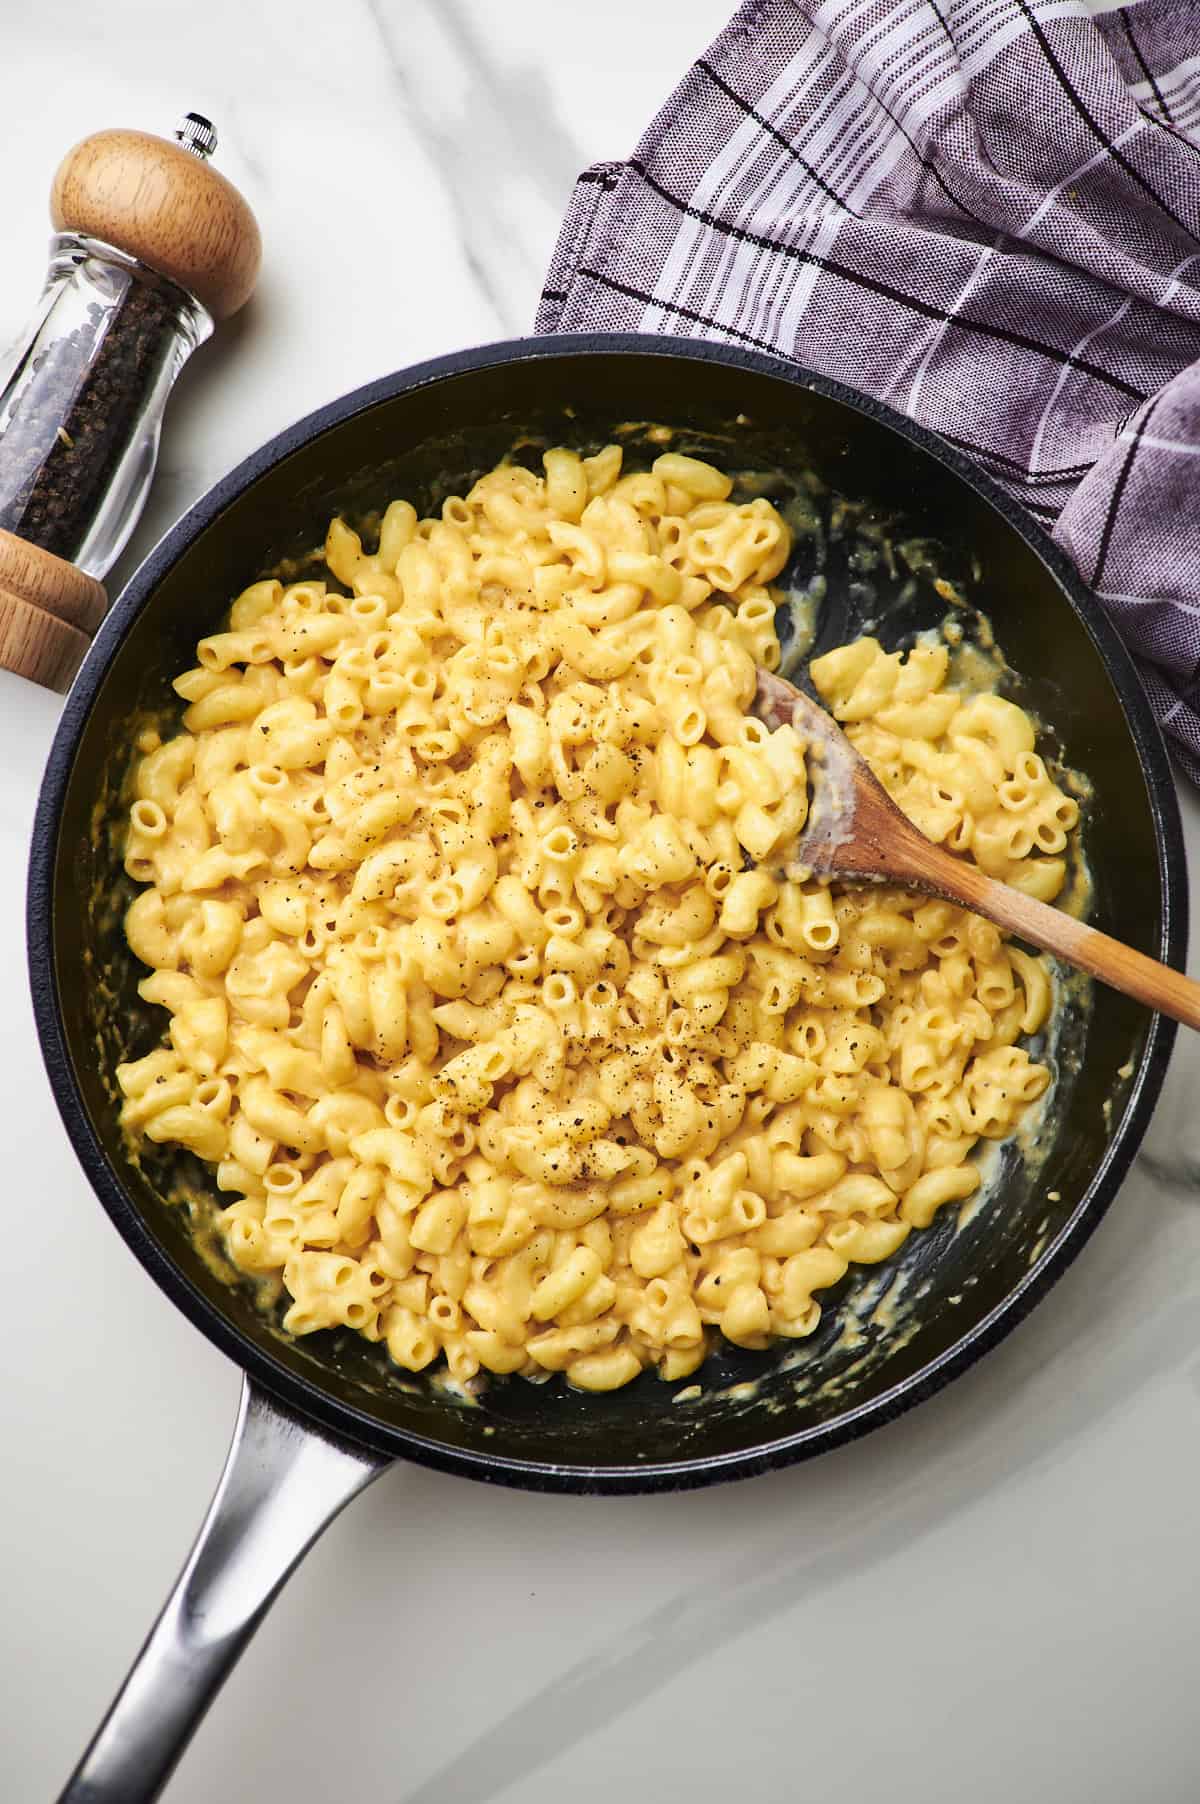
(25, 332, 1186, 1493)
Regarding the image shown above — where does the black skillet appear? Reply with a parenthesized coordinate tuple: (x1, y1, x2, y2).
(27, 337, 1185, 1801)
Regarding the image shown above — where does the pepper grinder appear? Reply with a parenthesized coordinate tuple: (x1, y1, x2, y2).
(0, 113, 260, 690)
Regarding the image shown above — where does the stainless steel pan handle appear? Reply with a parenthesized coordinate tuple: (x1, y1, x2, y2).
(57, 1376, 387, 1803)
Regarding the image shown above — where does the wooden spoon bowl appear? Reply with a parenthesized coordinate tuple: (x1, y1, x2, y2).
(755, 667, 1200, 1029)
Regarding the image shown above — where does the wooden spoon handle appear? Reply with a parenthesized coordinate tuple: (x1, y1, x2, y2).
(914, 839, 1200, 1029)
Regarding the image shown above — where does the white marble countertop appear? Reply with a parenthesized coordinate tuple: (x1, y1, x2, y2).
(4, 3, 1200, 1801)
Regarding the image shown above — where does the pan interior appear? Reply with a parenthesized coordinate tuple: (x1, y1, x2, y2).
(44, 347, 1175, 1481)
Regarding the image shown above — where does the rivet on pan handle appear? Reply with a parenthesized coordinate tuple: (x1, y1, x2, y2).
(56, 1378, 387, 1804)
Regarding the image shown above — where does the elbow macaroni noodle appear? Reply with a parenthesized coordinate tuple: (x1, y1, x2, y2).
(118, 445, 1078, 1392)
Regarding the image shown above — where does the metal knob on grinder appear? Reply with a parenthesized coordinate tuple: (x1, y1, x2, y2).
(0, 113, 260, 690)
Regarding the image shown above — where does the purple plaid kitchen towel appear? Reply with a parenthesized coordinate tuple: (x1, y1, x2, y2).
(537, 0, 1200, 781)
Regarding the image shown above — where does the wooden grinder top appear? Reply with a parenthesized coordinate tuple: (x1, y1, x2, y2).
(51, 121, 261, 320)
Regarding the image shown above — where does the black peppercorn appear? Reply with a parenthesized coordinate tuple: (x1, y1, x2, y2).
(0, 269, 181, 564)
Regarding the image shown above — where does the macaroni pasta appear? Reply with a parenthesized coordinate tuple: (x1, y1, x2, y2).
(118, 445, 1078, 1392)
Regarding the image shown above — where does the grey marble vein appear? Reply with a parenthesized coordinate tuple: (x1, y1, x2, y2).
(362, 0, 587, 334)
(434, 0, 592, 213)
(386, 1151, 1199, 1802)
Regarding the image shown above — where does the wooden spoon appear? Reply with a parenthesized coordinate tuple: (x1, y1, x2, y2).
(754, 667, 1200, 1030)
